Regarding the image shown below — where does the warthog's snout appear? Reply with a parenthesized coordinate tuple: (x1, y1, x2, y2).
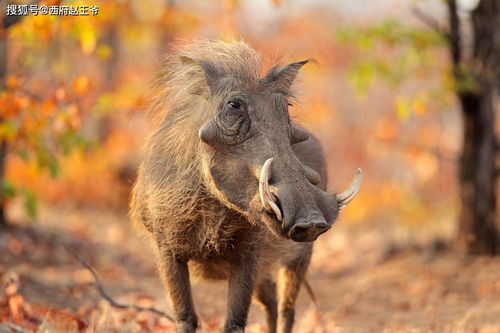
(288, 219, 331, 242)
(258, 157, 362, 242)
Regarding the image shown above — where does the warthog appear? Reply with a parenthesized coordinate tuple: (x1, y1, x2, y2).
(130, 40, 362, 333)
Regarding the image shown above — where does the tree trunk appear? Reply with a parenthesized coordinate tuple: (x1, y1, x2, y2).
(0, 140, 7, 227)
(0, 2, 38, 227)
(456, 89, 498, 254)
(0, 2, 41, 227)
(0, 23, 8, 227)
(452, 0, 500, 255)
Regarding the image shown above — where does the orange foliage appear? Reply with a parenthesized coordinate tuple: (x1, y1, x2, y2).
(2, 0, 459, 234)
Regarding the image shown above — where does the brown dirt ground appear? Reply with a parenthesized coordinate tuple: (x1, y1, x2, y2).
(1, 205, 499, 332)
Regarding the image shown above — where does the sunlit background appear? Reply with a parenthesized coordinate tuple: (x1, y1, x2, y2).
(1, 0, 499, 331)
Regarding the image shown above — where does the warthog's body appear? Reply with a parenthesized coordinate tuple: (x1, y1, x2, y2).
(130, 40, 361, 333)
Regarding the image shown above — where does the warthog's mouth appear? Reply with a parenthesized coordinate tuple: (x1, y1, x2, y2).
(261, 208, 289, 239)
(261, 210, 331, 242)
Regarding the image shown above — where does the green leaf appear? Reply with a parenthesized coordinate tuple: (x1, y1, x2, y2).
(0, 120, 17, 141)
(36, 148, 60, 178)
(17, 150, 30, 161)
(348, 61, 376, 97)
(95, 93, 113, 115)
(1, 180, 17, 199)
(22, 189, 38, 220)
(59, 129, 89, 155)
(47, 156, 59, 179)
(335, 19, 448, 101)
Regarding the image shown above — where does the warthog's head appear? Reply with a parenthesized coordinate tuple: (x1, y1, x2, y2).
(187, 45, 361, 242)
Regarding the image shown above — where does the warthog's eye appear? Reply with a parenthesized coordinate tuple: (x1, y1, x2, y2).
(227, 100, 242, 110)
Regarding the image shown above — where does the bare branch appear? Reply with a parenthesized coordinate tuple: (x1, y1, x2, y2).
(0, 323, 24, 333)
(63, 245, 175, 322)
(447, 0, 462, 71)
(411, 5, 448, 36)
(303, 278, 317, 306)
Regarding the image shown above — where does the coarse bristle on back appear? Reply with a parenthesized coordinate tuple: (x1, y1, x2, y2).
(148, 39, 262, 127)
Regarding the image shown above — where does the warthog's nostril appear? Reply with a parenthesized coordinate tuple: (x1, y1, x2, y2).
(313, 221, 330, 230)
(293, 225, 309, 234)
(288, 222, 312, 242)
(313, 221, 331, 238)
(289, 220, 330, 242)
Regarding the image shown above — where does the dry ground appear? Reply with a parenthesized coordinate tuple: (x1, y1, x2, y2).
(1, 205, 500, 332)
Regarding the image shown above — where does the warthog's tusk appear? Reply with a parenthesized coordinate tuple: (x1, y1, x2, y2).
(259, 158, 283, 222)
(337, 168, 363, 211)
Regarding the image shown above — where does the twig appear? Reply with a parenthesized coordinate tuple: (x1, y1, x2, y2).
(63, 245, 175, 322)
(446, 0, 461, 69)
(411, 5, 449, 37)
(0, 323, 25, 333)
(303, 278, 317, 307)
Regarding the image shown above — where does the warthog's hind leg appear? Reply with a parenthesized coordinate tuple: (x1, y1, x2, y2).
(254, 277, 278, 333)
(277, 245, 312, 333)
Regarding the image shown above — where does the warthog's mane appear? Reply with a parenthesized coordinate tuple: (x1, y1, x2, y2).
(149, 39, 262, 128)
(130, 39, 263, 255)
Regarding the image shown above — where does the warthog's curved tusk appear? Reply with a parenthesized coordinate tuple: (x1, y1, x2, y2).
(337, 168, 363, 211)
(259, 158, 283, 222)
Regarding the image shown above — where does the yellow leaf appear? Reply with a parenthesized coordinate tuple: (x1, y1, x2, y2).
(395, 97, 410, 121)
(96, 44, 113, 61)
(80, 28, 96, 54)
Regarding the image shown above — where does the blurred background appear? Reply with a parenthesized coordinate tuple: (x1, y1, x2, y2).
(0, 0, 499, 332)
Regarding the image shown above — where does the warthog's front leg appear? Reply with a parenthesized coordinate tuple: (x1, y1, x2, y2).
(158, 247, 197, 333)
(224, 251, 259, 333)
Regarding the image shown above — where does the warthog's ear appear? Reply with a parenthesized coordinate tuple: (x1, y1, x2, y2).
(179, 55, 221, 94)
(261, 59, 311, 93)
